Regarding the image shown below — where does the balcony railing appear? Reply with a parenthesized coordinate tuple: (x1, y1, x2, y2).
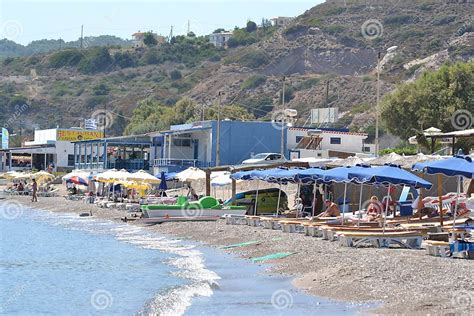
(154, 158, 211, 168)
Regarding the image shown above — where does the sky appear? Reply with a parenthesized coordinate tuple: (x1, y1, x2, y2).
(0, 0, 324, 45)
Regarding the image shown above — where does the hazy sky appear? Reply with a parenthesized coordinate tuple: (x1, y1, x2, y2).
(0, 0, 323, 45)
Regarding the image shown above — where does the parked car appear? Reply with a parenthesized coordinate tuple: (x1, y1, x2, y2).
(242, 153, 286, 165)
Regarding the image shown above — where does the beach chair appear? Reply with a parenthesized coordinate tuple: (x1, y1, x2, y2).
(425, 240, 451, 257)
(337, 231, 424, 249)
(245, 216, 261, 227)
(279, 220, 306, 233)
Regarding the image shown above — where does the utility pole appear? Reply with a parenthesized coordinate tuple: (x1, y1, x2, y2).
(216, 91, 223, 166)
(325, 80, 330, 106)
(375, 51, 381, 156)
(103, 103, 107, 138)
(280, 76, 286, 156)
(187, 20, 190, 35)
(169, 25, 173, 42)
(80, 25, 84, 49)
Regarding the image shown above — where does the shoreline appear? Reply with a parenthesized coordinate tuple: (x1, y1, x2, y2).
(4, 195, 474, 315)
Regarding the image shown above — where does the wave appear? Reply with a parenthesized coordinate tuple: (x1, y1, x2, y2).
(19, 207, 221, 316)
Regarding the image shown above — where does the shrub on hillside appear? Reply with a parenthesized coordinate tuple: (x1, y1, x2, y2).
(78, 47, 113, 74)
(235, 50, 269, 69)
(48, 49, 83, 68)
(241, 75, 266, 89)
(169, 69, 182, 80)
(114, 51, 137, 68)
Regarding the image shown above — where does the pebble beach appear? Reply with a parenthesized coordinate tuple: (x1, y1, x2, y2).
(6, 194, 474, 315)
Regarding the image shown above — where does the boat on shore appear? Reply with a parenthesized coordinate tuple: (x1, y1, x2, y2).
(141, 196, 247, 218)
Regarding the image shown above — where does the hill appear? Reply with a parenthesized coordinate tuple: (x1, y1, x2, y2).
(0, 0, 472, 144)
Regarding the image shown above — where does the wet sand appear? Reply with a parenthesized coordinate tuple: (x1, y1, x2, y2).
(4, 195, 474, 315)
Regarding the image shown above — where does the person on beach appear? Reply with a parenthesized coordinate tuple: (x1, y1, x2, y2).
(17, 181, 24, 195)
(186, 183, 198, 201)
(316, 200, 340, 218)
(31, 178, 38, 202)
(366, 196, 383, 221)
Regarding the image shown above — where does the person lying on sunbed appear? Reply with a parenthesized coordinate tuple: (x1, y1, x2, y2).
(367, 196, 383, 221)
(316, 200, 341, 218)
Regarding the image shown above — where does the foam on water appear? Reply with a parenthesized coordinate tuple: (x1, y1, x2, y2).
(8, 206, 221, 316)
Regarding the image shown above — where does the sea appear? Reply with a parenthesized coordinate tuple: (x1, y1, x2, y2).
(0, 204, 369, 315)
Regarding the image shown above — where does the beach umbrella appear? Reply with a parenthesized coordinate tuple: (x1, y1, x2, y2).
(211, 173, 234, 187)
(158, 171, 168, 191)
(13, 172, 33, 180)
(368, 152, 403, 166)
(321, 166, 372, 224)
(176, 167, 206, 182)
(295, 168, 327, 184)
(63, 170, 91, 186)
(127, 170, 161, 184)
(94, 169, 118, 182)
(413, 156, 474, 226)
(230, 170, 253, 180)
(33, 170, 55, 183)
(348, 165, 433, 231)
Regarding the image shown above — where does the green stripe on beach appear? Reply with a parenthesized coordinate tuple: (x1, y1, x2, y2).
(251, 252, 296, 263)
(221, 240, 261, 249)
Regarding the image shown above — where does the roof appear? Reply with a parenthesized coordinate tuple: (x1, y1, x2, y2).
(289, 127, 368, 137)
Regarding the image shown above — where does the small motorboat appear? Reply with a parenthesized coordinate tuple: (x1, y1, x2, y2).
(141, 196, 247, 218)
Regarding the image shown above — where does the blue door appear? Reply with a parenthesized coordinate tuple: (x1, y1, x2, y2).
(193, 140, 199, 161)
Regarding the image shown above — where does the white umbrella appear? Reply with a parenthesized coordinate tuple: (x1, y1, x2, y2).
(176, 167, 206, 182)
(211, 173, 241, 187)
(127, 170, 161, 184)
(95, 169, 131, 182)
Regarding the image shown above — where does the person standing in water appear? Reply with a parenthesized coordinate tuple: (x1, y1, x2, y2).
(31, 178, 38, 202)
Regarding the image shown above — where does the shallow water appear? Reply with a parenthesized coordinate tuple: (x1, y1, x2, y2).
(0, 206, 369, 315)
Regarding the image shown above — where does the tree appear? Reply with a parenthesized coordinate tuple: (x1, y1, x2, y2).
(204, 105, 255, 121)
(143, 32, 157, 47)
(124, 99, 172, 135)
(169, 69, 182, 80)
(246, 21, 258, 33)
(381, 62, 474, 141)
(213, 28, 225, 34)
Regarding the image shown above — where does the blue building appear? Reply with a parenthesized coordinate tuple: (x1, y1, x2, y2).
(72, 120, 286, 173)
(155, 120, 286, 173)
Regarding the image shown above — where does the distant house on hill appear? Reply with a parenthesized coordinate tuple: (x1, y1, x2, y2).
(132, 31, 166, 47)
(209, 31, 233, 48)
(270, 16, 293, 27)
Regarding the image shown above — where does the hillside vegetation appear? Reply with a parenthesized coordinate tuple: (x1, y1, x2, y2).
(0, 0, 472, 144)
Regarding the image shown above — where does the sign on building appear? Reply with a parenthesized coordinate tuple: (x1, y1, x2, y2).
(1, 128, 9, 149)
(310, 107, 339, 124)
(84, 119, 98, 130)
(56, 130, 104, 141)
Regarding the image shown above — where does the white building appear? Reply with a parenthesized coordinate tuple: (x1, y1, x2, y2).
(270, 17, 293, 27)
(209, 31, 233, 48)
(0, 128, 103, 172)
(287, 127, 375, 159)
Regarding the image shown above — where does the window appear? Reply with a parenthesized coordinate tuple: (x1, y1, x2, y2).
(330, 137, 341, 145)
(363, 146, 371, 152)
(172, 138, 191, 147)
(68, 155, 75, 166)
(295, 136, 303, 143)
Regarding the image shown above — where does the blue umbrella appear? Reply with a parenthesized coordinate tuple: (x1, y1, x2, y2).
(412, 156, 473, 178)
(295, 168, 327, 184)
(348, 165, 433, 231)
(264, 168, 302, 184)
(348, 165, 432, 189)
(230, 170, 253, 180)
(158, 171, 168, 191)
(412, 156, 473, 225)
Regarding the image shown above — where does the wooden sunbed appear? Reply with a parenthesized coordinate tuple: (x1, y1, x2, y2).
(337, 231, 424, 249)
(425, 240, 450, 257)
(259, 217, 283, 230)
(278, 219, 309, 233)
(245, 215, 262, 227)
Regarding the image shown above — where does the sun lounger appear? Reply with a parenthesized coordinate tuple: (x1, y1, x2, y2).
(224, 214, 247, 225)
(259, 217, 283, 230)
(338, 231, 424, 249)
(245, 216, 261, 227)
(278, 220, 307, 233)
(425, 240, 451, 257)
(301, 222, 323, 237)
